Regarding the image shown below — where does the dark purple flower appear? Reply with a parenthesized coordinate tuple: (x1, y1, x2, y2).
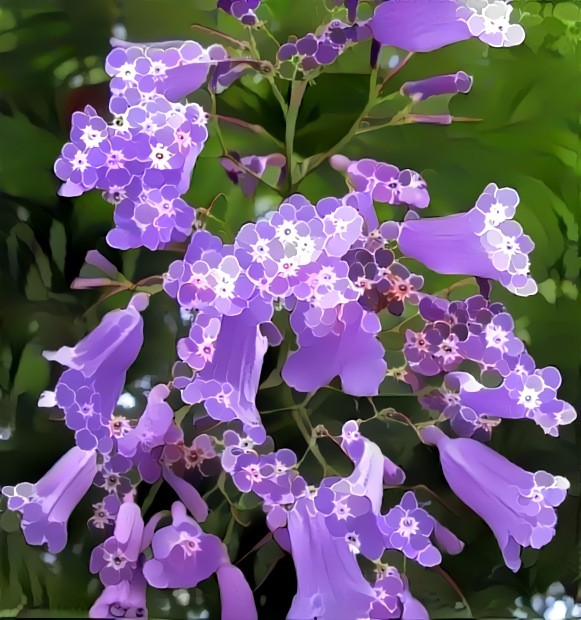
(218, 0, 263, 26)
(221, 153, 286, 196)
(3, 447, 97, 553)
(421, 425, 570, 571)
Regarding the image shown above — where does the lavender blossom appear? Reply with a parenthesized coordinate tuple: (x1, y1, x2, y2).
(445, 365, 576, 437)
(421, 425, 570, 571)
(143, 502, 257, 618)
(392, 183, 538, 296)
(179, 311, 268, 443)
(221, 153, 286, 196)
(282, 301, 386, 397)
(370, 0, 525, 52)
(89, 562, 148, 619)
(286, 497, 376, 619)
(3, 447, 97, 553)
(370, 566, 429, 620)
(331, 155, 430, 210)
(378, 491, 464, 566)
(39, 294, 148, 452)
(401, 71, 473, 101)
(90, 498, 145, 586)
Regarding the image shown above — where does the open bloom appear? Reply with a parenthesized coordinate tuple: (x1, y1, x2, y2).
(370, 0, 525, 52)
(143, 502, 257, 619)
(421, 425, 570, 571)
(391, 183, 537, 296)
(90, 498, 145, 586)
(445, 366, 576, 437)
(3, 447, 97, 553)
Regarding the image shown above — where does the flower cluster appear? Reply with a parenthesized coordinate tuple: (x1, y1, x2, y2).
(5, 5, 576, 620)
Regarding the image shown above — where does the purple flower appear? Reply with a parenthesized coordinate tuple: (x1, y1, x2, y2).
(370, 0, 524, 52)
(282, 301, 386, 397)
(370, 566, 428, 620)
(142, 500, 257, 620)
(106, 38, 227, 102)
(39, 294, 148, 452)
(218, 0, 263, 25)
(90, 499, 145, 586)
(107, 186, 195, 251)
(393, 183, 538, 296)
(278, 20, 371, 73)
(180, 311, 268, 442)
(216, 563, 258, 620)
(401, 71, 473, 101)
(221, 152, 286, 196)
(378, 491, 462, 567)
(331, 156, 430, 210)
(445, 364, 576, 437)
(117, 384, 174, 458)
(3, 447, 97, 553)
(421, 425, 570, 571)
(286, 497, 376, 619)
(89, 562, 148, 619)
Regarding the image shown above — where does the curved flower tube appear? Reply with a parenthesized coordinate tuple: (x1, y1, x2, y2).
(421, 425, 570, 571)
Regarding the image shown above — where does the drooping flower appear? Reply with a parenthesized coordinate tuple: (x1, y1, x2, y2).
(282, 301, 387, 397)
(401, 71, 473, 101)
(390, 183, 538, 296)
(178, 310, 269, 443)
(90, 498, 145, 586)
(39, 294, 148, 452)
(370, 0, 525, 52)
(3, 447, 97, 553)
(421, 425, 570, 571)
(286, 497, 376, 619)
(445, 365, 576, 437)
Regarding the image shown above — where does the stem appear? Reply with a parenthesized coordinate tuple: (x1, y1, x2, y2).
(377, 51, 414, 96)
(285, 80, 308, 191)
(191, 23, 250, 49)
(301, 66, 378, 181)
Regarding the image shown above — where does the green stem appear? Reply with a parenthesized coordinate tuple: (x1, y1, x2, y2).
(285, 80, 308, 191)
(300, 66, 378, 181)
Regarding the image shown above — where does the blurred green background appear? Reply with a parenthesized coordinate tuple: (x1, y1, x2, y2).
(0, 0, 579, 618)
